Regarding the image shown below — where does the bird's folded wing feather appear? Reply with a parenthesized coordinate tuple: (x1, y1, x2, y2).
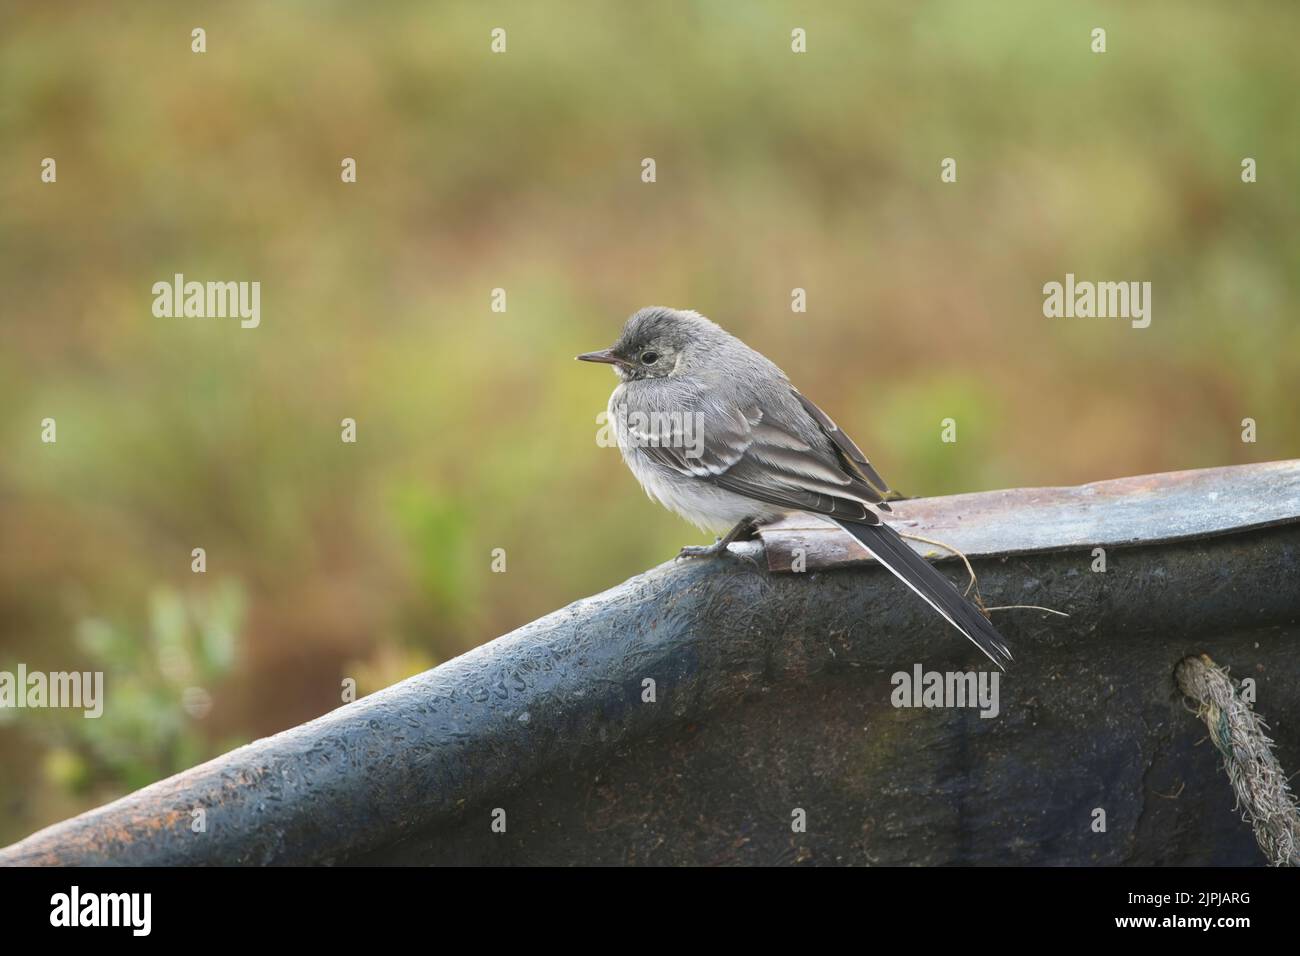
(791, 388, 895, 499)
(631, 388, 889, 524)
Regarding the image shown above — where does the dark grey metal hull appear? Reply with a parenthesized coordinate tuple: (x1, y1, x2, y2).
(4, 462, 1298, 866)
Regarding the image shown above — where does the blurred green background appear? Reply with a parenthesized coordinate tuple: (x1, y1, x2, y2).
(1, 1, 1296, 844)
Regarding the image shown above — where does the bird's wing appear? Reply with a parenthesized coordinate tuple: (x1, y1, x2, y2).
(631, 390, 889, 524)
(790, 388, 897, 500)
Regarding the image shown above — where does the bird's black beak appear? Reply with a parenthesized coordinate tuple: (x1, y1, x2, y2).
(576, 348, 626, 366)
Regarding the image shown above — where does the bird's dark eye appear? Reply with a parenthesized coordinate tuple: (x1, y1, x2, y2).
(640, 351, 659, 365)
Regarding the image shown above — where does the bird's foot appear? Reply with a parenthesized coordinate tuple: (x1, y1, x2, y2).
(676, 539, 733, 560)
(675, 517, 762, 563)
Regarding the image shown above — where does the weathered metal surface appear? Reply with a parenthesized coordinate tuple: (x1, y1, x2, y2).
(759, 459, 1300, 572)
(2, 461, 1298, 866)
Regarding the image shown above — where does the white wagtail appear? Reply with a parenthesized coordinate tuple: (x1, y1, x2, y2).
(578, 306, 1012, 669)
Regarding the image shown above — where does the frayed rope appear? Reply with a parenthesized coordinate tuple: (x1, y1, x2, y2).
(1175, 654, 1300, 866)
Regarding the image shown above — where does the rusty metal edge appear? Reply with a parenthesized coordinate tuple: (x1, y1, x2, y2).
(760, 460, 1300, 571)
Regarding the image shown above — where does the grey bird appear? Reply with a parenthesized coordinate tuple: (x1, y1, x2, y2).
(578, 306, 1012, 670)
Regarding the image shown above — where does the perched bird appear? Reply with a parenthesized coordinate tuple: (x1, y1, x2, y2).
(578, 306, 1012, 669)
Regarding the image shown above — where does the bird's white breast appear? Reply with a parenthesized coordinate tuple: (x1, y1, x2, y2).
(609, 387, 785, 534)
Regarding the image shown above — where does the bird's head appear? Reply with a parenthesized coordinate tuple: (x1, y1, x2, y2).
(576, 307, 722, 382)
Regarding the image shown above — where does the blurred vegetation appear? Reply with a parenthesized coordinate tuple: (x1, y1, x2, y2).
(1, 1, 1297, 844)
(25, 583, 243, 793)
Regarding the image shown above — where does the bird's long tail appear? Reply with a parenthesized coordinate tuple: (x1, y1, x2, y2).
(833, 519, 1013, 670)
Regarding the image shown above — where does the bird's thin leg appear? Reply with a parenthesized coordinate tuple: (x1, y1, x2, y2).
(677, 517, 758, 559)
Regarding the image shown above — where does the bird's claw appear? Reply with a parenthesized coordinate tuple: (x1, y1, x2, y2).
(676, 540, 731, 560)
(675, 542, 764, 570)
